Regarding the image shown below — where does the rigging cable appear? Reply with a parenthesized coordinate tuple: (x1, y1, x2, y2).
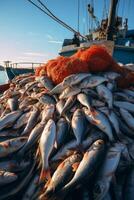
(77, 0, 80, 33)
(26, 0, 87, 39)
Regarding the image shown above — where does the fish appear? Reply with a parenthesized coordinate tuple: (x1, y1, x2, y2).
(0, 137, 27, 158)
(17, 122, 45, 159)
(61, 96, 76, 116)
(0, 110, 23, 131)
(93, 143, 124, 200)
(103, 72, 120, 81)
(0, 161, 35, 200)
(96, 84, 113, 109)
(55, 118, 69, 148)
(45, 153, 82, 196)
(39, 93, 56, 105)
(7, 97, 19, 111)
(22, 173, 39, 200)
(122, 168, 134, 200)
(13, 111, 31, 129)
(62, 73, 91, 86)
(39, 119, 56, 180)
(60, 140, 106, 194)
(59, 86, 81, 99)
(18, 76, 35, 87)
(83, 108, 114, 141)
(49, 82, 66, 95)
(0, 171, 18, 185)
(119, 108, 134, 130)
(37, 76, 54, 91)
(79, 76, 108, 89)
(0, 160, 30, 172)
(91, 99, 105, 107)
(123, 89, 134, 97)
(113, 101, 134, 112)
(56, 99, 66, 115)
(98, 107, 120, 135)
(71, 109, 88, 146)
(21, 106, 40, 135)
(77, 93, 91, 110)
(41, 104, 55, 122)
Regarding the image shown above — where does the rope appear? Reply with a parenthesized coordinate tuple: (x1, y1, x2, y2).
(26, 0, 87, 39)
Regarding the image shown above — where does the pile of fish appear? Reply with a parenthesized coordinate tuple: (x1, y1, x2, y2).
(0, 71, 134, 200)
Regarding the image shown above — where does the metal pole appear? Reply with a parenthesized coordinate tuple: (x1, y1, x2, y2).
(106, 0, 118, 40)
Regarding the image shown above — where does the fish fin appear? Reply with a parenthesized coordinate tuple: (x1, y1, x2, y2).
(40, 169, 51, 182)
(58, 162, 65, 169)
(44, 179, 51, 189)
(72, 162, 80, 172)
(90, 118, 100, 125)
(84, 151, 89, 159)
(91, 108, 98, 117)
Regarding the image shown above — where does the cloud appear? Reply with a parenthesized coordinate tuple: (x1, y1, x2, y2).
(24, 52, 48, 57)
(28, 32, 39, 37)
(48, 40, 62, 44)
(46, 34, 54, 40)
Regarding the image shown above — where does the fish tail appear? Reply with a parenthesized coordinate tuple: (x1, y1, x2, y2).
(39, 168, 51, 182)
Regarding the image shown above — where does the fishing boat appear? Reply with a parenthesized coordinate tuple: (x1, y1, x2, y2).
(59, 0, 134, 64)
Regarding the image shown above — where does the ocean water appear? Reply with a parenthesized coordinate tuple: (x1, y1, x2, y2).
(0, 71, 8, 84)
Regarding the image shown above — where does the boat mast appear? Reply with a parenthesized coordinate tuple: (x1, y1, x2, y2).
(106, 0, 118, 40)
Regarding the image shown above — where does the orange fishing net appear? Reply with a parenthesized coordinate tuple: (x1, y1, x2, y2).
(35, 45, 134, 87)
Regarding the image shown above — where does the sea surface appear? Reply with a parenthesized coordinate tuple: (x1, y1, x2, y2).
(0, 71, 8, 85)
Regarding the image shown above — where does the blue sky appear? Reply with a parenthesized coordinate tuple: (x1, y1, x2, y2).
(0, 0, 133, 65)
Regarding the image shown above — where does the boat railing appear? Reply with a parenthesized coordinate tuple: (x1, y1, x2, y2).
(10, 62, 44, 69)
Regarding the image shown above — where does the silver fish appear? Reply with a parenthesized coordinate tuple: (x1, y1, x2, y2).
(56, 99, 66, 115)
(77, 93, 91, 110)
(13, 111, 31, 129)
(72, 109, 88, 146)
(123, 89, 134, 97)
(79, 76, 108, 89)
(55, 118, 69, 148)
(62, 73, 91, 86)
(49, 82, 66, 95)
(39, 94, 56, 105)
(91, 99, 105, 107)
(59, 86, 81, 99)
(21, 107, 40, 135)
(0, 110, 23, 131)
(41, 104, 55, 122)
(0, 171, 18, 185)
(61, 140, 106, 193)
(22, 173, 39, 200)
(0, 160, 30, 172)
(114, 101, 134, 112)
(93, 143, 124, 200)
(39, 119, 56, 180)
(103, 72, 120, 81)
(38, 76, 54, 91)
(51, 130, 106, 163)
(96, 84, 113, 109)
(119, 108, 134, 130)
(18, 76, 35, 87)
(17, 122, 45, 158)
(61, 96, 76, 116)
(83, 108, 113, 141)
(45, 153, 82, 196)
(0, 137, 27, 158)
(0, 161, 35, 200)
(99, 107, 120, 134)
(7, 97, 19, 111)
